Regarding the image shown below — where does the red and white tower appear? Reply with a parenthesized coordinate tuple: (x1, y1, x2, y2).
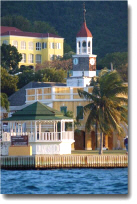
(67, 3, 97, 87)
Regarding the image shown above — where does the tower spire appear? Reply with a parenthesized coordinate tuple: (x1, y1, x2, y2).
(83, 2, 86, 22)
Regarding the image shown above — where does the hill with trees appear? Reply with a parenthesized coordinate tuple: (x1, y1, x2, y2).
(1, 1, 128, 59)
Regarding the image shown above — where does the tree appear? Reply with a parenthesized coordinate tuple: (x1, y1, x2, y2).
(1, 44, 22, 70)
(35, 59, 72, 72)
(98, 52, 128, 82)
(1, 68, 19, 97)
(34, 68, 67, 83)
(78, 69, 128, 154)
(0, 93, 9, 111)
(17, 70, 35, 89)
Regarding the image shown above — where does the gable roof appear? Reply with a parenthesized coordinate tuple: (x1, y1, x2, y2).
(1, 26, 62, 38)
(3, 101, 72, 121)
(76, 22, 92, 37)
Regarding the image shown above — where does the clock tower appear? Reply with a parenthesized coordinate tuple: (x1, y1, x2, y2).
(67, 3, 97, 87)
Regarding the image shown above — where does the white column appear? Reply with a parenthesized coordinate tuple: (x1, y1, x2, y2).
(80, 39, 82, 54)
(31, 121, 33, 134)
(15, 122, 16, 134)
(61, 120, 62, 141)
(86, 39, 88, 54)
(21, 123, 23, 135)
(39, 122, 41, 140)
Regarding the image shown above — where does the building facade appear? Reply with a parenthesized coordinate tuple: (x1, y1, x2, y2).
(1, 26, 64, 68)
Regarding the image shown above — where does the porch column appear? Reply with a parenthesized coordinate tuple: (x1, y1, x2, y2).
(10, 122, 11, 135)
(61, 120, 62, 141)
(17, 122, 20, 135)
(11, 122, 13, 135)
(15, 122, 16, 134)
(31, 121, 33, 135)
(21, 122, 23, 135)
(39, 122, 41, 140)
(35, 121, 37, 141)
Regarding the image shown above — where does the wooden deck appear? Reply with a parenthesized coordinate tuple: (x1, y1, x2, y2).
(1, 155, 128, 169)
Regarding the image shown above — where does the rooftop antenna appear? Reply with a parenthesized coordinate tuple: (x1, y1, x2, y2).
(83, 2, 86, 22)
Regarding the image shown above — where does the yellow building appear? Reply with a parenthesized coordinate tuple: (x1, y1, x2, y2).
(1, 26, 64, 69)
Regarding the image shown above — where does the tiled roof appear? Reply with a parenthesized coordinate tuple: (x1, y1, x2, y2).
(1, 26, 62, 38)
(76, 22, 92, 37)
(1, 26, 22, 34)
(8, 82, 66, 106)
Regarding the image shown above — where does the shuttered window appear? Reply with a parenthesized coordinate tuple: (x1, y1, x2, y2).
(77, 106, 83, 119)
(60, 106, 67, 115)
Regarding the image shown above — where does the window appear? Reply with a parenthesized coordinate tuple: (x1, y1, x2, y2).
(21, 54, 26, 63)
(57, 43, 61, 49)
(78, 41, 81, 47)
(36, 54, 41, 63)
(12, 40, 18, 48)
(36, 42, 41, 50)
(88, 41, 90, 47)
(28, 54, 34, 63)
(21, 41, 26, 50)
(77, 106, 84, 119)
(50, 42, 54, 49)
(42, 42, 47, 49)
(82, 41, 86, 47)
(50, 54, 54, 60)
(28, 42, 34, 50)
(3, 40, 8, 45)
(60, 106, 67, 115)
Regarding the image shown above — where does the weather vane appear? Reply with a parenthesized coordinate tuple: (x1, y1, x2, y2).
(83, 2, 86, 22)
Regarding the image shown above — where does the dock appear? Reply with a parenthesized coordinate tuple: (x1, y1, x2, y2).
(1, 155, 128, 169)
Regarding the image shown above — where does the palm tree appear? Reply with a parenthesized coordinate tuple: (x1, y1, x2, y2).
(78, 69, 128, 154)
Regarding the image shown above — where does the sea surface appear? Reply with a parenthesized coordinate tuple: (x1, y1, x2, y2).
(1, 168, 128, 194)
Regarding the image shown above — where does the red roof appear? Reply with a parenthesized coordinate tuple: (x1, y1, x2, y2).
(76, 22, 92, 37)
(1, 26, 22, 34)
(1, 26, 62, 38)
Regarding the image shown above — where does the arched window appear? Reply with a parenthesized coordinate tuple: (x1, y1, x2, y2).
(12, 40, 18, 48)
(3, 40, 8, 45)
(36, 54, 42, 63)
(88, 41, 91, 54)
(29, 42, 34, 50)
(28, 54, 34, 63)
(82, 41, 86, 47)
(36, 42, 41, 50)
(82, 41, 86, 53)
(21, 53, 26, 63)
(21, 41, 26, 50)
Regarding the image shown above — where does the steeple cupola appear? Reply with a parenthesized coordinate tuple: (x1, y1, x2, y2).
(76, 2, 93, 55)
(67, 3, 97, 87)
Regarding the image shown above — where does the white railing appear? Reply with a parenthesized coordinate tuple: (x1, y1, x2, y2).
(37, 132, 61, 142)
(2, 131, 74, 142)
(62, 131, 74, 140)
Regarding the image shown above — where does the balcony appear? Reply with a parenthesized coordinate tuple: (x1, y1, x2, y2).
(2, 131, 74, 143)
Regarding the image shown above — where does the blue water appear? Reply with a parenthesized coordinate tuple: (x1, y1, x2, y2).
(1, 168, 128, 194)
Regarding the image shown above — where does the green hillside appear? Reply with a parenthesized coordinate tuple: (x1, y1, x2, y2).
(1, 1, 128, 59)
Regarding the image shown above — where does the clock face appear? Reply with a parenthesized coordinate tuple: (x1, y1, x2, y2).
(90, 58, 95, 65)
(73, 58, 78, 65)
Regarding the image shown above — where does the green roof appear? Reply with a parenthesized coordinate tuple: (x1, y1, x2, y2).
(3, 101, 73, 121)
